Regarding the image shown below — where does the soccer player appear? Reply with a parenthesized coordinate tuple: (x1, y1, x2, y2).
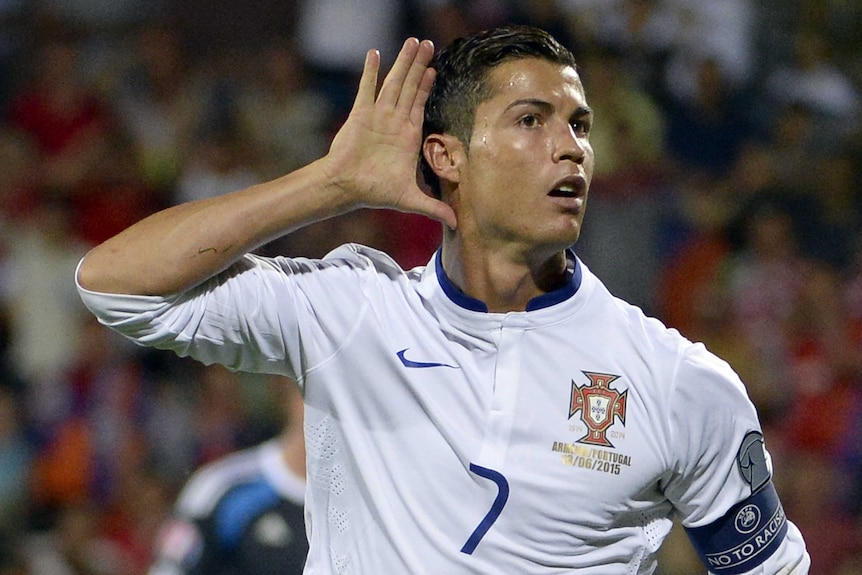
(76, 25, 809, 574)
(148, 376, 307, 575)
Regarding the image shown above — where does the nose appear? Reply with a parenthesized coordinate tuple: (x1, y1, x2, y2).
(553, 123, 587, 164)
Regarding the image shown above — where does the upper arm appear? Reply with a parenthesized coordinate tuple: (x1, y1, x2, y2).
(663, 345, 809, 574)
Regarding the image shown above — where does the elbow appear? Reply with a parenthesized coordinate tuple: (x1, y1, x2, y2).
(75, 250, 104, 292)
(75, 247, 134, 295)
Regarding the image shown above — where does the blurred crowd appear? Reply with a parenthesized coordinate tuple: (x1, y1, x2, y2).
(0, 0, 861, 573)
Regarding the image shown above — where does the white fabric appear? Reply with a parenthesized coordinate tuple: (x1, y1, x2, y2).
(76, 244, 808, 574)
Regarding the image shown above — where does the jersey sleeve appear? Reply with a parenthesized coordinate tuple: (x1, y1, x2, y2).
(663, 343, 810, 574)
(75, 247, 380, 381)
(76, 254, 298, 375)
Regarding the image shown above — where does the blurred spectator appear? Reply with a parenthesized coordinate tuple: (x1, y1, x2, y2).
(5, 37, 113, 194)
(141, 363, 200, 484)
(730, 197, 807, 297)
(67, 129, 163, 247)
(560, 0, 682, 89)
(3, 197, 89, 388)
(661, 0, 756, 100)
(191, 365, 255, 465)
(149, 377, 306, 575)
(0, 0, 29, 110)
(103, 469, 172, 575)
(776, 451, 861, 575)
(22, 500, 125, 575)
(720, 198, 817, 421)
(727, 104, 852, 268)
(173, 129, 258, 205)
(655, 174, 733, 340)
(661, 56, 754, 177)
(296, 0, 406, 117)
(0, 385, 32, 533)
(0, 528, 29, 575)
(781, 263, 857, 445)
(412, 0, 473, 48)
(112, 25, 214, 193)
(234, 39, 334, 180)
(763, 27, 860, 139)
(579, 46, 666, 181)
(32, 0, 162, 33)
(0, 128, 41, 221)
(27, 315, 144, 513)
(574, 46, 668, 312)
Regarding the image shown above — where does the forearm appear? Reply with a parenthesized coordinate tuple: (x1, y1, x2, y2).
(77, 38, 449, 296)
(77, 158, 353, 296)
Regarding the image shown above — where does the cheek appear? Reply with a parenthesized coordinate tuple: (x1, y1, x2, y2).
(485, 139, 544, 179)
(466, 132, 546, 197)
(583, 140, 596, 170)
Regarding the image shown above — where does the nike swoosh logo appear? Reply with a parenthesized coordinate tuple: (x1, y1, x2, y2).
(396, 348, 459, 369)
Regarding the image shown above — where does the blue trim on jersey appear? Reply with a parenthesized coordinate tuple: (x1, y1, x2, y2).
(214, 478, 281, 551)
(435, 248, 582, 312)
(685, 481, 788, 574)
(526, 253, 582, 311)
(436, 251, 488, 312)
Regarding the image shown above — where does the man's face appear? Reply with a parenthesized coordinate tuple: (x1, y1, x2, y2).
(454, 58, 594, 256)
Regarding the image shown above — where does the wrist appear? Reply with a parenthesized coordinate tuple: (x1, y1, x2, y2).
(313, 155, 360, 211)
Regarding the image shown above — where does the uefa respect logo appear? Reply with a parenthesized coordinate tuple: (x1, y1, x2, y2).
(734, 504, 761, 534)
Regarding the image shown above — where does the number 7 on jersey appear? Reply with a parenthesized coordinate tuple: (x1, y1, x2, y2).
(461, 464, 510, 554)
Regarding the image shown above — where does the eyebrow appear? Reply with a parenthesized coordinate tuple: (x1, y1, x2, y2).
(505, 98, 593, 118)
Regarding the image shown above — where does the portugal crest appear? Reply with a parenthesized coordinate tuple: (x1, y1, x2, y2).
(569, 372, 627, 447)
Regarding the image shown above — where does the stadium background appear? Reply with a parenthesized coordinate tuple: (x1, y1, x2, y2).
(0, 0, 861, 573)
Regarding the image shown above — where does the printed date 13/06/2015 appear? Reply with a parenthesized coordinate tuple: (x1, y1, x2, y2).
(561, 454, 622, 475)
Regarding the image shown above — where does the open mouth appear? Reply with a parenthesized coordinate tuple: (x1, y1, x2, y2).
(548, 177, 585, 198)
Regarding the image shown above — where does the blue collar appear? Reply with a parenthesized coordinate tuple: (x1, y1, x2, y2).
(435, 249, 582, 312)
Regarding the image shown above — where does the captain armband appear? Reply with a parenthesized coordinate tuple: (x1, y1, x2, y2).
(685, 481, 787, 574)
(685, 431, 788, 574)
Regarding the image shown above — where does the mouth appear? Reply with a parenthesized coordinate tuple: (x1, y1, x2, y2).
(548, 176, 587, 202)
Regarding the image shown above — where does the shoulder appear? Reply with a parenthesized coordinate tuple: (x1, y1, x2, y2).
(245, 243, 416, 288)
(585, 268, 746, 403)
(175, 444, 267, 519)
(582, 264, 737, 399)
(321, 243, 414, 279)
(587, 268, 694, 370)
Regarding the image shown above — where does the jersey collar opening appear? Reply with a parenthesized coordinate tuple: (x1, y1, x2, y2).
(435, 248, 582, 313)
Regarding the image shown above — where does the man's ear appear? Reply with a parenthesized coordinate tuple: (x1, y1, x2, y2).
(422, 134, 465, 187)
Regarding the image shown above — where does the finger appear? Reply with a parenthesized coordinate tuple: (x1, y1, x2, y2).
(351, 49, 380, 112)
(376, 38, 421, 109)
(409, 67, 436, 127)
(396, 39, 435, 113)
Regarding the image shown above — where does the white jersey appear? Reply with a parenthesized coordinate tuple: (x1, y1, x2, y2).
(77, 244, 809, 575)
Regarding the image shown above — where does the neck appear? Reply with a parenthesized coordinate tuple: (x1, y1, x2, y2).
(441, 234, 570, 313)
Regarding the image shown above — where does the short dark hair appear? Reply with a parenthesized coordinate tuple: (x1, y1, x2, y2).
(421, 25, 578, 198)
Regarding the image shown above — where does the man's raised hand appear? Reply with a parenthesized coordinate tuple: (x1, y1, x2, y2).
(323, 38, 457, 229)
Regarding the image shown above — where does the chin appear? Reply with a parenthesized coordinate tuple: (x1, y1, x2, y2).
(552, 221, 583, 247)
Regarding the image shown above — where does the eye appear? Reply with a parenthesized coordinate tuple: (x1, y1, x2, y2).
(518, 114, 541, 128)
(570, 120, 590, 136)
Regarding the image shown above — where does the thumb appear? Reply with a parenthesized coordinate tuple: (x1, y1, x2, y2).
(400, 190, 457, 230)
